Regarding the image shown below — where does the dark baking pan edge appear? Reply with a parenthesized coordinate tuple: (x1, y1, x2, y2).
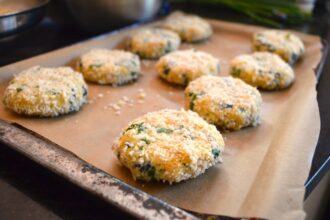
(315, 39, 329, 81)
(304, 38, 330, 197)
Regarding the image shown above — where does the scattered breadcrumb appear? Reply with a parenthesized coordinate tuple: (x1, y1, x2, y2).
(118, 100, 126, 106)
(137, 88, 147, 100)
(138, 93, 146, 99)
(142, 60, 153, 67)
(93, 89, 150, 115)
(122, 96, 129, 102)
(111, 104, 120, 111)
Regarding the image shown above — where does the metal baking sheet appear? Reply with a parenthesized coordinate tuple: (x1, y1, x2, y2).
(0, 18, 327, 219)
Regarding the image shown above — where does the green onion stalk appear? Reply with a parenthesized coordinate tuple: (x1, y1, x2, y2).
(170, 0, 311, 27)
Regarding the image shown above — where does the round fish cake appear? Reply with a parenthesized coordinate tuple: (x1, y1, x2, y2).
(126, 28, 181, 59)
(3, 66, 88, 117)
(185, 76, 262, 131)
(230, 52, 295, 90)
(253, 30, 305, 65)
(161, 12, 212, 42)
(156, 49, 220, 86)
(77, 48, 141, 85)
(113, 109, 224, 183)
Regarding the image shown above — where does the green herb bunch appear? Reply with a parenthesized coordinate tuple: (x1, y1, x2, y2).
(171, 0, 311, 27)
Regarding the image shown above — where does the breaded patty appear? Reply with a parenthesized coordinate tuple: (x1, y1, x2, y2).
(77, 48, 141, 85)
(3, 66, 88, 117)
(113, 109, 225, 183)
(253, 30, 305, 65)
(230, 52, 295, 90)
(156, 49, 220, 86)
(126, 28, 181, 59)
(185, 76, 262, 131)
(161, 12, 213, 42)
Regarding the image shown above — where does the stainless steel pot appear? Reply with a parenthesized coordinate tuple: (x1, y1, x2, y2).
(51, 0, 163, 32)
(0, 0, 49, 38)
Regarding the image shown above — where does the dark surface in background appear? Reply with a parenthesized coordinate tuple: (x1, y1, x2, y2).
(0, 1, 330, 219)
(0, 18, 94, 67)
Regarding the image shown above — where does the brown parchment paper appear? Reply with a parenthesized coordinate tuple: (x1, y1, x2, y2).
(0, 19, 322, 219)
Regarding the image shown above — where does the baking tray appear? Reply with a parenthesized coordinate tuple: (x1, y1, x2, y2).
(0, 18, 327, 219)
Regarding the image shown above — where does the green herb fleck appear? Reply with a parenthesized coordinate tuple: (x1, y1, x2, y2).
(212, 148, 220, 159)
(138, 52, 148, 59)
(255, 44, 261, 51)
(136, 163, 156, 179)
(239, 107, 246, 113)
(231, 67, 241, 77)
(290, 53, 298, 64)
(220, 103, 233, 109)
(189, 94, 197, 110)
(267, 45, 275, 52)
(48, 89, 59, 95)
(131, 72, 138, 78)
(78, 60, 83, 71)
(90, 64, 102, 70)
(179, 29, 186, 36)
(126, 122, 145, 134)
(188, 92, 204, 110)
(156, 127, 173, 134)
(148, 166, 156, 178)
(69, 100, 75, 112)
(16, 87, 23, 92)
(164, 41, 172, 54)
(182, 75, 189, 85)
(273, 72, 282, 87)
(285, 33, 291, 40)
(141, 138, 150, 145)
(256, 33, 262, 38)
(130, 59, 137, 66)
(82, 87, 88, 96)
